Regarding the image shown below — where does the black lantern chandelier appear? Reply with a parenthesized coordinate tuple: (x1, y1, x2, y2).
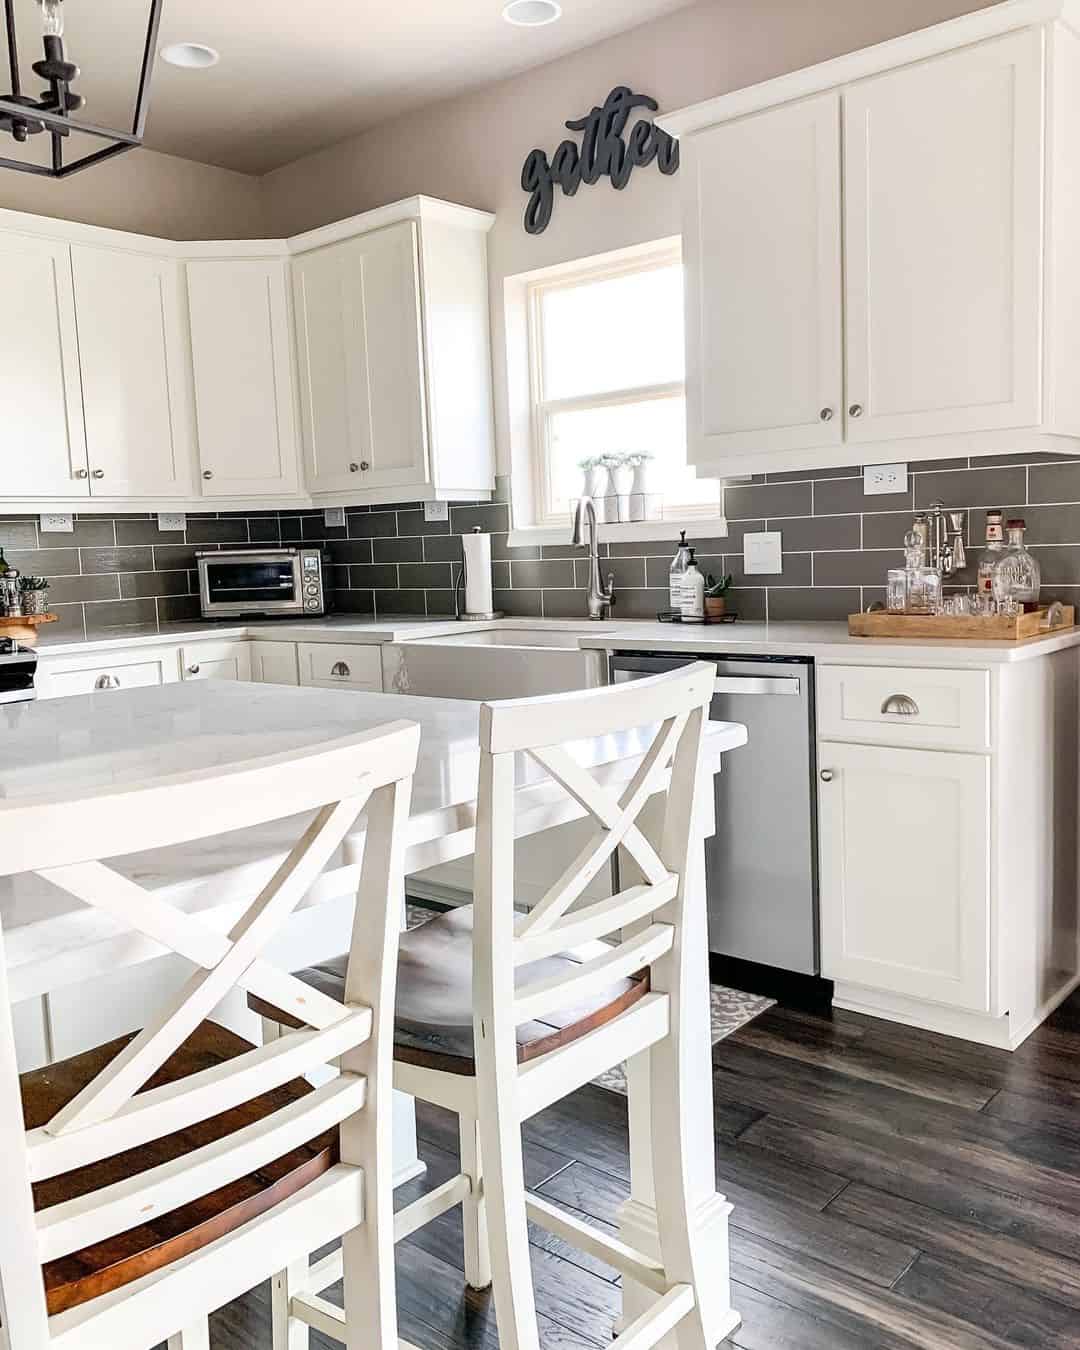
(1, 0, 163, 177)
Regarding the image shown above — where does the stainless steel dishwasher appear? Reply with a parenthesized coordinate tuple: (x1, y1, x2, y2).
(610, 651, 819, 976)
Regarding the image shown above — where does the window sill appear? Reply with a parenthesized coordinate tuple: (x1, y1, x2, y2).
(508, 516, 730, 548)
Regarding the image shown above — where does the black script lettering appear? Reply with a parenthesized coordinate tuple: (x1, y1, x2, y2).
(523, 86, 679, 234)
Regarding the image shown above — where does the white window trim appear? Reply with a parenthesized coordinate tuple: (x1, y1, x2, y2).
(507, 238, 727, 544)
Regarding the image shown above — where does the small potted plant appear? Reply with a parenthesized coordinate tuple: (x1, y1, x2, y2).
(18, 576, 50, 616)
(704, 573, 732, 619)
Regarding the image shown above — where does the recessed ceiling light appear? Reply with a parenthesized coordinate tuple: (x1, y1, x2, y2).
(503, 0, 562, 27)
(160, 42, 220, 70)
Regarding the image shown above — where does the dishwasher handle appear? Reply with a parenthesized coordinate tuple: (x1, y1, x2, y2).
(713, 675, 801, 697)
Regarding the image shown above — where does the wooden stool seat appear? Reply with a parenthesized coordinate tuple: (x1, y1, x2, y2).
(24, 1022, 336, 1317)
(249, 905, 649, 1076)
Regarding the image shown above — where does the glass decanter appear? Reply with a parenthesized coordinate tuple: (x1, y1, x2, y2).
(903, 529, 942, 614)
(990, 519, 1041, 608)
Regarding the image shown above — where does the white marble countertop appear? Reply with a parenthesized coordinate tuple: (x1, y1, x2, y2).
(31, 614, 1080, 666)
(0, 682, 746, 1000)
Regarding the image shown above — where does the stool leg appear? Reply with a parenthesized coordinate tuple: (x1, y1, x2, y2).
(271, 1260, 309, 1350)
(167, 1320, 210, 1350)
(459, 1114, 492, 1290)
(476, 1091, 540, 1350)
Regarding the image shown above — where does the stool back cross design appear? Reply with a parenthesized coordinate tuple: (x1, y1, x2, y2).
(257, 662, 732, 1350)
(0, 718, 420, 1350)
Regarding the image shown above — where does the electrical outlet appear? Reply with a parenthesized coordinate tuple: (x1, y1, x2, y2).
(424, 501, 449, 522)
(323, 507, 345, 529)
(157, 512, 186, 532)
(39, 513, 73, 533)
(743, 531, 783, 575)
(864, 463, 908, 496)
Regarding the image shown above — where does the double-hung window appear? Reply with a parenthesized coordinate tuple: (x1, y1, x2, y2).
(526, 242, 719, 530)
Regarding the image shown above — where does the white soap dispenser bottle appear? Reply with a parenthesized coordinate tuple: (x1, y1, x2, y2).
(680, 547, 705, 623)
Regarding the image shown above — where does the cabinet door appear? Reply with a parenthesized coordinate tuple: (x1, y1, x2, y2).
(683, 92, 843, 461)
(187, 259, 301, 498)
(0, 234, 88, 496)
(180, 640, 252, 682)
(292, 221, 429, 496)
(36, 645, 181, 699)
(71, 245, 195, 497)
(843, 29, 1043, 443)
(818, 741, 990, 1011)
(250, 639, 299, 685)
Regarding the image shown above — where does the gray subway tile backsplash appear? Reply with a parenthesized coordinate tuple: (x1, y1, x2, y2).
(6, 457, 1080, 640)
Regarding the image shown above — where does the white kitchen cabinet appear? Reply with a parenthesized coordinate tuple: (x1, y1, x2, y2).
(843, 29, 1043, 445)
(0, 234, 87, 498)
(818, 740, 991, 1012)
(297, 641, 382, 691)
(682, 92, 843, 457)
(291, 221, 429, 498)
(36, 644, 181, 699)
(70, 244, 196, 498)
(187, 258, 302, 498)
(290, 199, 495, 505)
(663, 9, 1080, 474)
(179, 640, 252, 682)
(250, 639, 300, 685)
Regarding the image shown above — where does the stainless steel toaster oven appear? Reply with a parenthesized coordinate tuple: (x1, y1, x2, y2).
(196, 548, 332, 618)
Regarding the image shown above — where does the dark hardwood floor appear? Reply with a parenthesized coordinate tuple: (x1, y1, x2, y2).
(191, 987, 1080, 1349)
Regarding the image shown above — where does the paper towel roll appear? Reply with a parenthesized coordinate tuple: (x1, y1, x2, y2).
(463, 529, 494, 616)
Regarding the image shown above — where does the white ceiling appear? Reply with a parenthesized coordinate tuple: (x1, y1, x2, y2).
(8, 0, 694, 175)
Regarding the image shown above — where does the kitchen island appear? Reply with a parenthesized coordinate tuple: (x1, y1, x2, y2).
(0, 679, 748, 1347)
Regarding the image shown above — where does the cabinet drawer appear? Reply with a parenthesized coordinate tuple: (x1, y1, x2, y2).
(298, 642, 382, 691)
(37, 646, 179, 699)
(179, 641, 251, 683)
(818, 665, 989, 750)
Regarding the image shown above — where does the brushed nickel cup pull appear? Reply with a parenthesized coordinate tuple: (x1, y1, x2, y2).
(331, 661, 351, 678)
(820, 770, 834, 783)
(819, 407, 834, 422)
(881, 693, 919, 716)
(94, 674, 120, 690)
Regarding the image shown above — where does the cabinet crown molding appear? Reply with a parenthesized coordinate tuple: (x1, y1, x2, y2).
(657, 0, 1080, 138)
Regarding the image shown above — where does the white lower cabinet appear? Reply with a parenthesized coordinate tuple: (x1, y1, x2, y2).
(818, 740, 991, 1011)
(298, 641, 382, 691)
(36, 644, 181, 699)
(179, 640, 252, 682)
(249, 640, 300, 685)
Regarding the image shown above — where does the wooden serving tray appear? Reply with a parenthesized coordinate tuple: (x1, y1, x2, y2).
(0, 613, 59, 646)
(848, 605, 1075, 641)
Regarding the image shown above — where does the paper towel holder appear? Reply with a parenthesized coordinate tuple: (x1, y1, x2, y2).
(455, 526, 504, 621)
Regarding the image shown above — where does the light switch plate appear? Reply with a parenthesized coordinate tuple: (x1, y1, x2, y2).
(40, 513, 74, 533)
(864, 463, 908, 496)
(743, 530, 783, 575)
(323, 507, 346, 529)
(157, 512, 186, 532)
(424, 501, 449, 522)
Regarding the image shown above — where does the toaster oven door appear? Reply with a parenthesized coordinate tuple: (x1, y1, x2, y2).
(199, 554, 303, 615)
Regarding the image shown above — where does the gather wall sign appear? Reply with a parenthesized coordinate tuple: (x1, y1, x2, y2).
(520, 86, 680, 235)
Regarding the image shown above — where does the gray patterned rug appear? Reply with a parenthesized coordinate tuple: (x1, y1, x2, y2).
(405, 901, 773, 1096)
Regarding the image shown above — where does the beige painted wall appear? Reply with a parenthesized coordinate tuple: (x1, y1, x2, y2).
(260, 0, 995, 475)
(0, 145, 265, 239)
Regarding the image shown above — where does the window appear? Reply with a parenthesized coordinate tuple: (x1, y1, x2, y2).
(526, 243, 719, 530)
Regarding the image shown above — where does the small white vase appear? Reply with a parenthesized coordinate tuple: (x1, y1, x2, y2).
(584, 465, 610, 522)
(611, 464, 635, 523)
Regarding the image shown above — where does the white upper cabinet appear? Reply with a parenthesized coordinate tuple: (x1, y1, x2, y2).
(292, 221, 428, 498)
(663, 5, 1080, 475)
(683, 92, 843, 457)
(0, 235, 87, 497)
(843, 29, 1043, 445)
(187, 258, 301, 498)
(70, 245, 196, 498)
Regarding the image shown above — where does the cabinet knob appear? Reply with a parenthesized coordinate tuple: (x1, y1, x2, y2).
(881, 693, 919, 717)
(819, 407, 834, 422)
(349, 462, 360, 473)
(202, 470, 213, 480)
(849, 403, 864, 419)
(331, 661, 351, 679)
(820, 770, 834, 783)
(91, 468, 105, 479)
(74, 468, 89, 480)
(94, 674, 120, 690)
(187, 664, 201, 676)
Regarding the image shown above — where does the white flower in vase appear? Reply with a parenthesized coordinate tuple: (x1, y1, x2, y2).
(578, 455, 610, 522)
(606, 453, 636, 522)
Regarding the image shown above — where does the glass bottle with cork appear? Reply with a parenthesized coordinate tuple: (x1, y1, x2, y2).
(991, 518, 1041, 609)
(976, 509, 1005, 598)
